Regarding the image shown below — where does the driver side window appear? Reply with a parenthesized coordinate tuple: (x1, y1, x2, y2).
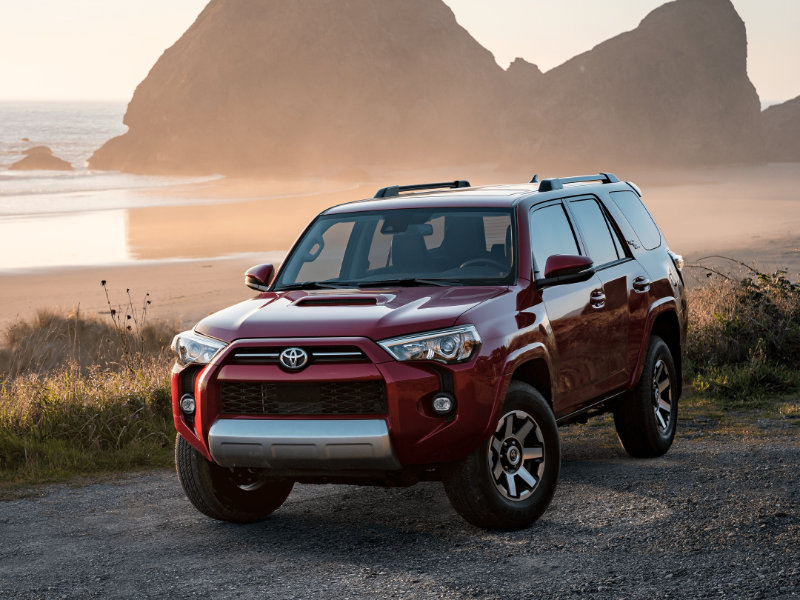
(530, 204, 580, 276)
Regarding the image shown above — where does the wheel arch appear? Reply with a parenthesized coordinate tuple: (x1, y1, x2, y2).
(509, 358, 553, 406)
(634, 302, 683, 399)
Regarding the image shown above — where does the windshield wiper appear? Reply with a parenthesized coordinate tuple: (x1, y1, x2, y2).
(356, 278, 457, 288)
(274, 281, 356, 291)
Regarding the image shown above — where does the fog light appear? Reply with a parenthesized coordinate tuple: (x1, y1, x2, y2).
(431, 394, 455, 415)
(180, 394, 196, 415)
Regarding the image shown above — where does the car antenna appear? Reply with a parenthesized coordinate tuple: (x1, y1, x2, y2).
(529, 174, 539, 184)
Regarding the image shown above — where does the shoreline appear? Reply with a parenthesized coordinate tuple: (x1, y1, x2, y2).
(1, 163, 799, 331)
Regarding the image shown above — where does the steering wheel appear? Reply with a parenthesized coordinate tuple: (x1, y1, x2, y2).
(459, 258, 508, 271)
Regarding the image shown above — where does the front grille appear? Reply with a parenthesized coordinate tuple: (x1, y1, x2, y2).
(229, 346, 367, 365)
(219, 381, 386, 415)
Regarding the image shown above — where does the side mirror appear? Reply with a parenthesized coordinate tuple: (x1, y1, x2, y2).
(245, 264, 274, 292)
(539, 254, 595, 286)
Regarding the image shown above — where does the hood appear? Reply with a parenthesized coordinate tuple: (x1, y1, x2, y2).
(195, 286, 506, 343)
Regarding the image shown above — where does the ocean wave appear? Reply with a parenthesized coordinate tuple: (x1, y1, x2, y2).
(0, 172, 224, 216)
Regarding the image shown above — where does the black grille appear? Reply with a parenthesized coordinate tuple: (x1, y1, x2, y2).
(219, 381, 386, 415)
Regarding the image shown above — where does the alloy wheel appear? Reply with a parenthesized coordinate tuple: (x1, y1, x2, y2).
(487, 410, 546, 502)
(651, 358, 672, 433)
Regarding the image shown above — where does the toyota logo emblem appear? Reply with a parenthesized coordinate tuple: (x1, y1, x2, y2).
(279, 347, 309, 370)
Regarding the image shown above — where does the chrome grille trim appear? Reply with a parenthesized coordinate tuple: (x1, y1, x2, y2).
(229, 346, 368, 364)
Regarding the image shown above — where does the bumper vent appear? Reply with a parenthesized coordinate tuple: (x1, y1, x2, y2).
(220, 381, 386, 415)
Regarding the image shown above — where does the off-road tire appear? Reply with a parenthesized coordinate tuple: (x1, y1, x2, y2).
(614, 336, 678, 458)
(442, 381, 560, 531)
(175, 434, 293, 522)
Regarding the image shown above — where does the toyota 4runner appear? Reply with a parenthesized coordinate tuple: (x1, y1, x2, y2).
(171, 173, 687, 530)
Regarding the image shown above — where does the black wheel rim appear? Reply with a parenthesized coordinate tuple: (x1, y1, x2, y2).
(487, 410, 545, 502)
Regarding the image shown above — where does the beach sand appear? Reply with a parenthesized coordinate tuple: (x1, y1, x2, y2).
(1, 164, 798, 332)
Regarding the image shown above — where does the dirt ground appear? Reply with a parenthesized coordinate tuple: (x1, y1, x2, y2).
(0, 418, 797, 599)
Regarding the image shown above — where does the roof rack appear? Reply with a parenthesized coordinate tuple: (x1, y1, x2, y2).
(373, 180, 471, 198)
(538, 173, 619, 192)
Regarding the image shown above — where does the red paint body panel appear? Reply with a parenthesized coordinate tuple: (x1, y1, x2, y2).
(171, 180, 688, 474)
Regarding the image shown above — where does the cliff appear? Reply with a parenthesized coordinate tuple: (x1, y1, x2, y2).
(513, 0, 762, 167)
(762, 95, 800, 162)
(89, 0, 509, 175)
(91, 0, 770, 175)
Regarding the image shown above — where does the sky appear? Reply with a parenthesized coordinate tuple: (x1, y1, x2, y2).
(0, 0, 798, 106)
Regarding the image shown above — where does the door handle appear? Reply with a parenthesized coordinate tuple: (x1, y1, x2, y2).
(590, 289, 606, 309)
(632, 276, 651, 293)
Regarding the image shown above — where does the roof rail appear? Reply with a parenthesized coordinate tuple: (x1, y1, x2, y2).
(538, 173, 619, 192)
(374, 180, 470, 198)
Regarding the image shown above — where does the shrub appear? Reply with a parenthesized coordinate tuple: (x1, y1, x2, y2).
(687, 264, 800, 398)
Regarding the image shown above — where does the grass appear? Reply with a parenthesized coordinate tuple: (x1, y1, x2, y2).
(686, 261, 800, 401)
(1, 265, 799, 490)
(0, 283, 178, 491)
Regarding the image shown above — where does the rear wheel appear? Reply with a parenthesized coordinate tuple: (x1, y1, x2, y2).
(614, 336, 678, 458)
(442, 381, 560, 530)
(175, 434, 293, 522)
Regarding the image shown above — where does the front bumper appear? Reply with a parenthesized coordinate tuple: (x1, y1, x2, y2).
(208, 418, 400, 470)
(172, 336, 503, 469)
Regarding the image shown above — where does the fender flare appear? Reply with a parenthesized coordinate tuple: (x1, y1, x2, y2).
(629, 297, 679, 388)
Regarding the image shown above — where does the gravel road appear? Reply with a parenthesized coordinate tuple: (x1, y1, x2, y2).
(1, 420, 798, 599)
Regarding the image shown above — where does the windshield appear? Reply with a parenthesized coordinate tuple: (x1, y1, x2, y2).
(273, 207, 515, 289)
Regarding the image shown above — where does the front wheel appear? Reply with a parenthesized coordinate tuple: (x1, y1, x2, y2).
(614, 336, 678, 458)
(175, 434, 293, 522)
(442, 381, 560, 531)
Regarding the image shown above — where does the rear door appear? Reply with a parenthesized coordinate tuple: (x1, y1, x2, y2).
(567, 196, 632, 391)
(566, 195, 646, 389)
(529, 201, 609, 415)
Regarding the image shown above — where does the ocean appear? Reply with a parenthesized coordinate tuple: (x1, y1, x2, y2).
(0, 102, 220, 271)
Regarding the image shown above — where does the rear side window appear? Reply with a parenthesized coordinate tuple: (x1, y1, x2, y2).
(610, 190, 661, 250)
(568, 198, 623, 267)
(530, 204, 579, 274)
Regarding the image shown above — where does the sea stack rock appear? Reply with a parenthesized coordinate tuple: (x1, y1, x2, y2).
(514, 0, 762, 167)
(761, 95, 800, 162)
(10, 146, 73, 171)
(89, 0, 509, 175)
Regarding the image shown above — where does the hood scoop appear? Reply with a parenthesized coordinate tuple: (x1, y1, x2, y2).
(294, 295, 385, 307)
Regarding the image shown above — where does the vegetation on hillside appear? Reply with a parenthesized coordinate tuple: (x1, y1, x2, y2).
(687, 263, 800, 403)
(0, 267, 797, 488)
(0, 285, 176, 487)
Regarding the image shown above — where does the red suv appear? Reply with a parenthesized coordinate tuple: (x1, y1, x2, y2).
(171, 173, 687, 530)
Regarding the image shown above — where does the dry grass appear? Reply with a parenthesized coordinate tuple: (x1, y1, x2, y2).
(2, 264, 799, 487)
(687, 265, 800, 399)
(0, 305, 177, 487)
(0, 309, 174, 377)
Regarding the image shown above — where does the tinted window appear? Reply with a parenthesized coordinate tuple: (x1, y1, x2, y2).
(569, 199, 621, 267)
(610, 190, 661, 250)
(275, 208, 515, 288)
(530, 204, 579, 274)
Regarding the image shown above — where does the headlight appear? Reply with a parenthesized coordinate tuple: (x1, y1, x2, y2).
(378, 325, 481, 364)
(171, 330, 226, 366)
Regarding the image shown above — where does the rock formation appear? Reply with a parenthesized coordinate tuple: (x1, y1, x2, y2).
(90, 0, 771, 175)
(90, 0, 509, 175)
(761, 95, 800, 162)
(512, 0, 762, 168)
(10, 146, 73, 171)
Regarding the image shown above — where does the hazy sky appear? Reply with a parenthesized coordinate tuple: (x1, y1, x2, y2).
(0, 0, 798, 105)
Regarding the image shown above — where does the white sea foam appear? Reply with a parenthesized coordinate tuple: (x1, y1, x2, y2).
(0, 102, 225, 270)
